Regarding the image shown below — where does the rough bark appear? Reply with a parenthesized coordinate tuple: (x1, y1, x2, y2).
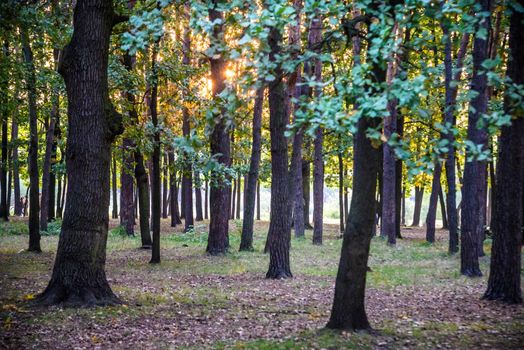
(135, 150, 151, 247)
(460, 0, 490, 277)
(206, 3, 231, 255)
(484, 0, 523, 302)
(338, 150, 345, 233)
(120, 136, 135, 235)
(36, 0, 123, 306)
(21, 28, 40, 251)
(240, 88, 264, 251)
(266, 25, 292, 278)
(168, 151, 181, 227)
(0, 41, 8, 221)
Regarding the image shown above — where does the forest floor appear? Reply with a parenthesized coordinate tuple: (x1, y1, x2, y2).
(0, 217, 523, 349)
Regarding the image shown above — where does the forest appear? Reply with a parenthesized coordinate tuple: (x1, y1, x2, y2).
(0, 0, 523, 348)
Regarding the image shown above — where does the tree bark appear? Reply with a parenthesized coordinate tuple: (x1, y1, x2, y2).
(266, 25, 292, 278)
(484, 0, 523, 302)
(21, 28, 40, 251)
(425, 162, 442, 243)
(206, 3, 231, 255)
(168, 151, 181, 227)
(302, 159, 312, 228)
(11, 114, 22, 216)
(411, 186, 424, 227)
(195, 171, 203, 221)
(111, 153, 118, 219)
(36, 0, 123, 306)
(149, 41, 161, 264)
(438, 184, 448, 229)
(460, 0, 490, 277)
(162, 152, 168, 219)
(0, 41, 9, 221)
(442, 25, 470, 254)
(235, 173, 241, 219)
(120, 136, 135, 235)
(256, 180, 261, 221)
(240, 88, 264, 251)
(338, 149, 345, 233)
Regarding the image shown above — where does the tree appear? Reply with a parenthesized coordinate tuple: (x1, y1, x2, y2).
(21, 26, 40, 252)
(206, 2, 231, 255)
(460, 0, 491, 277)
(239, 87, 264, 251)
(35, 0, 124, 306)
(265, 23, 292, 279)
(0, 41, 9, 221)
(150, 40, 161, 264)
(483, 0, 523, 303)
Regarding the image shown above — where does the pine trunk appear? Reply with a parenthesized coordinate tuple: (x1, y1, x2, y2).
(411, 186, 423, 227)
(425, 162, 442, 243)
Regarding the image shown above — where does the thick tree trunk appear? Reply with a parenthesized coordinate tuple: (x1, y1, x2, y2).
(21, 29, 40, 251)
(206, 3, 231, 255)
(411, 187, 424, 227)
(36, 0, 123, 306)
(266, 25, 292, 278)
(111, 153, 118, 219)
(149, 42, 161, 264)
(425, 162, 442, 243)
(312, 127, 324, 245)
(484, 0, 523, 302)
(240, 88, 264, 251)
(327, 115, 380, 330)
(460, 0, 490, 277)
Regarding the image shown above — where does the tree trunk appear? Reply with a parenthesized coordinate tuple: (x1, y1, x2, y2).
(256, 181, 261, 221)
(162, 152, 168, 219)
(21, 29, 40, 251)
(204, 178, 208, 220)
(0, 42, 8, 221)
(36, 0, 123, 306)
(235, 173, 241, 219)
(411, 187, 424, 227)
(442, 24, 470, 253)
(327, 110, 381, 331)
(266, 25, 292, 278)
(11, 115, 21, 216)
(206, 3, 231, 255)
(302, 159, 312, 229)
(438, 184, 448, 229)
(194, 171, 203, 221)
(111, 153, 118, 220)
(136, 151, 151, 247)
(425, 162, 442, 243)
(484, 0, 523, 302)
(240, 88, 264, 251)
(149, 42, 161, 264)
(230, 178, 236, 220)
(395, 118, 403, 238)
(120, 137, 135, 235)
(460, 0, 490, 277)
(338, 150, 345, 233)
(401, 187, 406, 226)
(168, 152, 181, 227)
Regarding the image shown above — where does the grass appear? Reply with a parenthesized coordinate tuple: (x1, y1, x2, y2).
(0, 217, 523, 349)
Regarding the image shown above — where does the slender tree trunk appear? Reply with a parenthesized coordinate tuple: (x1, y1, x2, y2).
(206, 3, 231, 255)
(240, 88, 264, 251)
(426, 162, 442, 243)
(0, 42, 8, 221)
(338, 150, 345, 233)
(411, 187, 424, 227)
(11, 115, 21, 216)
(484, 0, 523, 302)
(265, 25, 292, 278)
(36, 0, 123, 306)
(235, 173, 241, 219)
(442, 25, 470, 254)
(256, 181, 261, 221)
(460, 0, 490, 277)
(230, 178, 236, 220)
(395, 120, 403, 238)
(168, 152, 181, 227)
(401, 187, 406, 226)
(162, 152, 168, 219)
(439, 184, 448, 229)
(302, 159, 312, 228)
(195, 171, 203, 221)
(120, 137, 135, 235)
(21, 29, 40, 251)
(204, 178, 208, 220)
(149, 41, 161, 264)
(111, 153, 118, 219)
